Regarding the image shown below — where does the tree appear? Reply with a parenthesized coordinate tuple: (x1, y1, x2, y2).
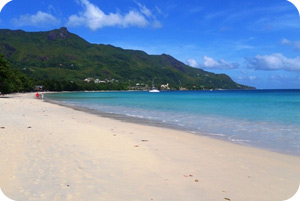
(0, 54, 15, 94)
(0, 54, 34, 94)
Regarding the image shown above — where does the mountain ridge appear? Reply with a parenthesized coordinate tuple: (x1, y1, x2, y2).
(0, 27, 254, 90)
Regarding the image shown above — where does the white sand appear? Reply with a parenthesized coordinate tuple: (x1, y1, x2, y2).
(0, 93, 300, 201)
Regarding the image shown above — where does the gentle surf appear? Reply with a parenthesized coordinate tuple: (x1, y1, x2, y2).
(46, 90, 300, 156)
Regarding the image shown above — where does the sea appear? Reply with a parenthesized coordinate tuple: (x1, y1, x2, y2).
(45, 90, 300, 156)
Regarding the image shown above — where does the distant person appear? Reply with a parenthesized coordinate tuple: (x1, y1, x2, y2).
(36, 92, 39, 98)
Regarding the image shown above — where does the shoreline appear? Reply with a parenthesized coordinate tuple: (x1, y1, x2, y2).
(45, 91, 300, 157)
(1, 93, 300, 201)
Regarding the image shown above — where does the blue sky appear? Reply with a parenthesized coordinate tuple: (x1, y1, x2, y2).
(1, 0, 300, 89)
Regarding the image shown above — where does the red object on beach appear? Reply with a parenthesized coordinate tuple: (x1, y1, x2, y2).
(36, 92, 39, 98)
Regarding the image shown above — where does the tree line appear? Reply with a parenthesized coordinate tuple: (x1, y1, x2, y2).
(0, 54, 128, 94)
(0, 54, 34, 94)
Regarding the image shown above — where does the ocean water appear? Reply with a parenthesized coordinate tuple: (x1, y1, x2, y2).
(46, 90, 300, 156)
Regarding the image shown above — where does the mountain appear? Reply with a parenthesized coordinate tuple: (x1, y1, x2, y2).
(0, 27, 253, 90)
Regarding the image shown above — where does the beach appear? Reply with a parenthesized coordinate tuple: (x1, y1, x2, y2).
(0, 93, 300, 201)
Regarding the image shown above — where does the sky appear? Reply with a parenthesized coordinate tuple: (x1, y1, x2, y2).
(1, 0, 300, 89)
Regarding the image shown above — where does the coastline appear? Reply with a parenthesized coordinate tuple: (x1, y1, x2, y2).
(1, 93, 300, 201)
(45, 90, 300, 157)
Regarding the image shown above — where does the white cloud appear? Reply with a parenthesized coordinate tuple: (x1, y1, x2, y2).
(248, 75, 257, 81)
(136, 2, 153, 18)
(67, 0, 161, 30)
(281, 38, 300, 50)
(246, 53, 300, 71)
(250, 13, 300, 32)
(281, 38, 290, 45)
(123, 10, 149, 27)
(136, 1, 162, 28)
(186, 59, 199, 67)
(237, 75, 257, 81)
(13, 11, 60, 27)
(202, 56, 239, 69)
(269, 74, 289, 81)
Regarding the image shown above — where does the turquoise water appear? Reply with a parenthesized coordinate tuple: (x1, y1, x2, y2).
(46, 90, 300, 156)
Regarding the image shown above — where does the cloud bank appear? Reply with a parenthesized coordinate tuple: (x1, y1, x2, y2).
(186, 59, 199, 68)
(246, 53, 300, 71)
(281, 38, 300, 50)
(67, 0, 161, 30)
(12, 11, 60, 27)
(202, 56, 239, 69)
(186, 56, 238, 69)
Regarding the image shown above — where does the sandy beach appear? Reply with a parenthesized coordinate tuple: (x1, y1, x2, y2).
(0, 93, 300, 201)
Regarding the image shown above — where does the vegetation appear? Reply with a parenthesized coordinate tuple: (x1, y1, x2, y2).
(0, 54, 33, 94)
(0, 27, 254, 92)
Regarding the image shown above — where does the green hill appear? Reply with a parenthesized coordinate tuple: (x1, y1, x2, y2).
(0, 27, 253, 90)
